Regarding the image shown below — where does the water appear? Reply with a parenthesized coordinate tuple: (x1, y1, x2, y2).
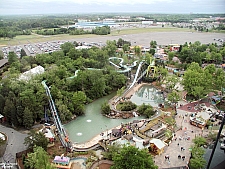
(130, 85, 164, 107)
(64, 93, 143, 143)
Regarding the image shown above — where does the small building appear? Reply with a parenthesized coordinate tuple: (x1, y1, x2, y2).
(124, 134, 133, 141)
(169, 44, 180, 52)
(142, 20, 154, 25)
(190, 111, 210, 129)
(40, 127, 55, 143)
(53, 156, 70, 169)
(149, 138, 166, 155)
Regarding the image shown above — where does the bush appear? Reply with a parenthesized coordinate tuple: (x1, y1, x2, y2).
(138, 104, 155, 118)
(117, 101, 137, 111)
(101, 101, 110, 115)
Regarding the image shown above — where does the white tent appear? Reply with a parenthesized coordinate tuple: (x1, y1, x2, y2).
(150, 138, 166, 149)
(19, 65, 44, 81)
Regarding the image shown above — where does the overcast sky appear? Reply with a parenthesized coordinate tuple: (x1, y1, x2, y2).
(0, 0, 224, 15)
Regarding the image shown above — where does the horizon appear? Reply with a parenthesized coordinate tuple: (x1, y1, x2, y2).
(1, 12, 225, 17)
(0, 0, 224, 16)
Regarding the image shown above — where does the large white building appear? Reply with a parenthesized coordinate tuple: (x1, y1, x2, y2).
(142, 20, 154, 25)
(19, 65, 44, 81)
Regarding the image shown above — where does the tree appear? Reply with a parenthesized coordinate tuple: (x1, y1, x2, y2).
(192, 136, 207, 147)
(182, 62, 210, 100)
(168, 52, 175, 62)
(3, 98, 16, 126)
(0, 94, 5, 114)
(101, 101, 110, 115)
(149, 48, 156, 56)
(103, 40, 117, 57)
(138, 104, 155, 118)
(189, 138, 207, 169)
(71, 91, 86, 116)
(25, 146, 56, 169)
(117, 86, 125, 97)
(122, 44, 129, 53)
(189, 157, 206, 169)
(102, 143, 121, 160)
(167, 91, 180, 106)
(150, 40, 157, 48)
(0, 50, 4, 59)
(8, 51, 18, 65)
(111, 145, 158, 169)
(60, 42, 74, 56)
(24, 130, 49, 150)
(134, 46, 141, 57)
(20, 48, 27, 58)
(164, 75, 179, 92)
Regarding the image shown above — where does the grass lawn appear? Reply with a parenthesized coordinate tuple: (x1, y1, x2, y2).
(0, 34, 99, 46)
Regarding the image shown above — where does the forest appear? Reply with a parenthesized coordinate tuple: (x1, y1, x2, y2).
(0, 40, 127, 128)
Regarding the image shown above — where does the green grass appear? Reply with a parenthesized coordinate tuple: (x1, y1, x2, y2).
(0, 34, 99, 46)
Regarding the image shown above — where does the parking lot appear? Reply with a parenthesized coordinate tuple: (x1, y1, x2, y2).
(1, 31, 225, 58)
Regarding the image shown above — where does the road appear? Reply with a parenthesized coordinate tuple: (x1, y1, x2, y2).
(0, 125, 28, 164)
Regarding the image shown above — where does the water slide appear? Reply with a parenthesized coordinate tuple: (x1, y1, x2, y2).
(42, 80, 72, 150)
(128, 61, 144, 89)
(108, 57, 147, 90)
(68, 68, 102, 79)
(109, 57, 138, 73)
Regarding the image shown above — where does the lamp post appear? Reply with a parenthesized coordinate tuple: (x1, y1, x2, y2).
(105, 125, 108, 139)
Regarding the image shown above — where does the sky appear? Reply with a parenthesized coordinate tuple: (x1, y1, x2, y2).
(0, 0, 224, 15)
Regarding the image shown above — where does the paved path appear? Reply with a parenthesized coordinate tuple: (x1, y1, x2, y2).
(0, 124, 28, 168)
(72, 125, 121, 150)
(154, 100, 217, 168)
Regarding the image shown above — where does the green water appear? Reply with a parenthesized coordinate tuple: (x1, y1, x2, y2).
(64, 93, 143, 144)
(130, 85, 164, 107)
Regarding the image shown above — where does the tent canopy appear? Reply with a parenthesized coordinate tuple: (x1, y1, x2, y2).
(150, 138, 166, 149)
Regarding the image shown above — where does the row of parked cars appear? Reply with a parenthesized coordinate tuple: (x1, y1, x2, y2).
(1, 40, 105, 58)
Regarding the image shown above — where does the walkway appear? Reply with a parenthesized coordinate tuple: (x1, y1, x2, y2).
(154, 100, 217, 168)
(72, 125, 121, 150)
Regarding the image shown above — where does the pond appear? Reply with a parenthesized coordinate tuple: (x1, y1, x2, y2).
(64, 93, 144, 144)
(130, 84, 164, 107)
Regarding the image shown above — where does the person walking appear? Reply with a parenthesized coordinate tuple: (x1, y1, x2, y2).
(182, 156, 185, 161)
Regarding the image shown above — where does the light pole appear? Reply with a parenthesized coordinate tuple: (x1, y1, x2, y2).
(105, 125, 108, 139)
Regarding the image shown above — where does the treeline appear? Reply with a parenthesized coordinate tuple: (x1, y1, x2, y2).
(0, 16, 70, 39)
(0, 27, 31, 39)
(36, 26, 111, 35)
(0, 41, 126, 128)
